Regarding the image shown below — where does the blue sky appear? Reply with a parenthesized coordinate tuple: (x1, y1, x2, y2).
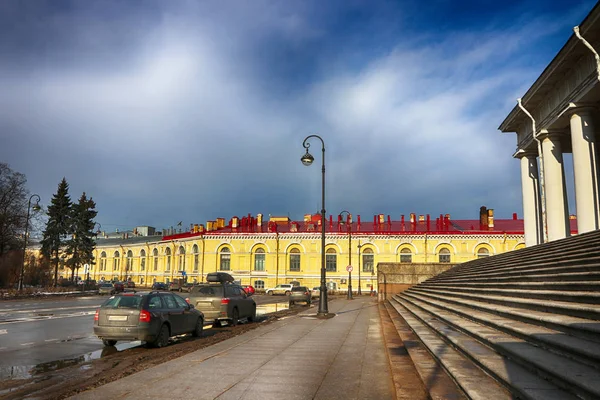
(1, 0, 596, 233)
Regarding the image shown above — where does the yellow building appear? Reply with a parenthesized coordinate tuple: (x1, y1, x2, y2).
(54, 207, 550, 292)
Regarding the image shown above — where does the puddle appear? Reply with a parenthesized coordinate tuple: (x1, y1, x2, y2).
(0, 341, 142, 380)
(256, 303, 289, 316)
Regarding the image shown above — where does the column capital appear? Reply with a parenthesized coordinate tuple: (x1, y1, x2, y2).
(567, 102, 599, 117)
(513, 148, 538, 159)
(537, 128, 567, 141)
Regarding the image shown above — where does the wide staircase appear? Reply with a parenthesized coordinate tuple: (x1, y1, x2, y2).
(379, 228, 600, 400)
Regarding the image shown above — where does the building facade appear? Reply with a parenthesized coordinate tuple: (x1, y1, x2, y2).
(55, 208, 529, 292)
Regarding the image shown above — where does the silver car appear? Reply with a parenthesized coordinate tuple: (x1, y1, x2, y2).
(289, 286, 312, 306)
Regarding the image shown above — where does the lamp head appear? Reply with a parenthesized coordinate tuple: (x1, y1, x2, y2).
(32, 203, 41, 212)
(301, 150, 314, 166)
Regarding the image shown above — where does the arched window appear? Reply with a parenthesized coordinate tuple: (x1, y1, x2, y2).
(362, 248, 374, 272)
(477, 248, 490, 259)
(254, 248, 265, 271)
(126, 250, 133, 271)
(178, 246, 186, 270)
(153, 248, 159, 271)
(400, 248, 412, 263)
(113, 251, 120, 271)
(192, 244, 199, 271)
(100, 251, 107, 271)
(220, 247, 231, 271)
(140, 249, 146, 271)
(326, 248, 337, 272)
(165, 248, 171, 271)
(254, 279, 265, 289)
(289, 248, 300, 271)
(439, 248, 451, 263)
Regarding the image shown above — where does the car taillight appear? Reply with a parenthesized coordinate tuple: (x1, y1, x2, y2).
(94, 309, 99, 321)
(185, 298, 190, 304)
(221, 298, 230, 305)
(139, 310, 151, 323)
(304, 291, 309, 295)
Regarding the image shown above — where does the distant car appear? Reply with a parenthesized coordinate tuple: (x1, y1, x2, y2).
(113, 282, 125, 293)
(169, 281, 187, 292)
(98, 283, 115, 295)
(242, 285, 255, 295)
(289, 286, 311, 306)
(265, 283, 293, 296)
(312, 287, 321, 298)
(94, 291, 204, 348)
(186, 272, 256, 327)
(125, 281, 135, 288)
(152, 282, 168, 290)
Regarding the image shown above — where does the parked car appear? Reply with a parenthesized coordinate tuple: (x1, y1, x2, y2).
(265, 283, 294, 296)
(113, 282, 125, 293)
(312, 286, 321, 298)
(169, 280, 187, 292)
(98, 283, 115, 295)
(125, 281, 135, 288)
(289, 286, 312, 306)
(151, 282, 168, 290)
(186, 272, 256, 327)
(94, 291, 204, 348)
(242, 285, 255, 295)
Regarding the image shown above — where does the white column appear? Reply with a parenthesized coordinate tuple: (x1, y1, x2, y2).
(539, 130, 570, 241)
(516, 150, 543, 246)
(569, 107, 600, 233)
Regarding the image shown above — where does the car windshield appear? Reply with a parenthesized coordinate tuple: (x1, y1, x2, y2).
(102, 295, 143, 309)
(292, 286, 307, 292)
(191, 285, 224, 297)
(100, 283, 113, 288)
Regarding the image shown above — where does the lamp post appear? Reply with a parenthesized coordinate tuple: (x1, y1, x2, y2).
(301, 134, 329, 316)
(19, 194, 41, 291)
(357, 240, 362, 296)
(339, 210, 353, 300)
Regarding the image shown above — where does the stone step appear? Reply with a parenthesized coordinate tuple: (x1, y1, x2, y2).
(388, 298, 578, 400)
(396, 292, 600, 369)
(409, 287, 600, 320)
(401, 289, 600, 343)
(394, 295, 600, 400)
(417, 284, 600, 304)
(377, 302, 456, 400)
(429, 271, 600, 284)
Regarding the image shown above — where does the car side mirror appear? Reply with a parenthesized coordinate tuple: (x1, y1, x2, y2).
(188, 303, 195, 309)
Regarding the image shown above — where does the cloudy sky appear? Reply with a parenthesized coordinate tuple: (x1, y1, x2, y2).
(1, 0, 596, 233)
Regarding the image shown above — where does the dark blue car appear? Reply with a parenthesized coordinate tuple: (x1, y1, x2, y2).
(151, 282, 168, 290)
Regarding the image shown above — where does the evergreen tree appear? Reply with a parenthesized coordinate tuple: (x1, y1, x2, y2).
(41, 178, 72, 287)
(65, 192, 97, 280)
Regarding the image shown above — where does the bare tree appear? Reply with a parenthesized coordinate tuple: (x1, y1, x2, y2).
(0, 163, 28, 258)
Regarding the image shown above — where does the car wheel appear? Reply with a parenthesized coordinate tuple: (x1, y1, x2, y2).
(267, 291, 273, 296)
(231, 308, 239, 326)
(192, 317, 204, 337)
(284, 291, 290, 296)
(102, 339, 117, 346)
(152, 324, 170, 348)
(248, 306, 256, 322)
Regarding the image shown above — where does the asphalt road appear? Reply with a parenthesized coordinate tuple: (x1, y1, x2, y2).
(0, 293, 290, 380)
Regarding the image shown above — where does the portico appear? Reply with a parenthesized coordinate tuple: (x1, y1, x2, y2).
(500, 5, 600, 245)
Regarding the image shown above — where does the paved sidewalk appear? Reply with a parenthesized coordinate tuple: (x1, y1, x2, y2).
(71, 297, 395, 400)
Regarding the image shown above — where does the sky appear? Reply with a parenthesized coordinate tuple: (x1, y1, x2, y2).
(1, 0, 597, 234)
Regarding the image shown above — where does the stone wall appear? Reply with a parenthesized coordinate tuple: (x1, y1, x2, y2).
(376, 262, 457, 301)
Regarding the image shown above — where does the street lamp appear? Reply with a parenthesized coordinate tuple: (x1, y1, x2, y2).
(339, 210, 353, 300)
(19, 194, 41, 291)
(301, 134, 329, 316)
(357, 240, 363, 296)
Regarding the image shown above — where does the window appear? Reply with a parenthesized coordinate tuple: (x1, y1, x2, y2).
(400, 248, 412, 263)
(192, 244, 199, 271)
(153, 248, 159, 271)
(326, 248, 337, 272)
(126, 250, 133, 271)
(254, 280, 265, 289)
(289, 248, 300, 271)
(100, 251, 107, 271)
(220, 247, 231, 271)
(477, 248, 490, 259)
(140, 249, 146, 271)
(439, 248, 451, 263)
(148, 295, 163, 309)
(165, 248, 171, 271)
(327, 281, 337, 290)
(254, 248, 265, 271)
(113, 251, 120, 271)
(362, 248, 374, 272)
(178, 245, 185, 270)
